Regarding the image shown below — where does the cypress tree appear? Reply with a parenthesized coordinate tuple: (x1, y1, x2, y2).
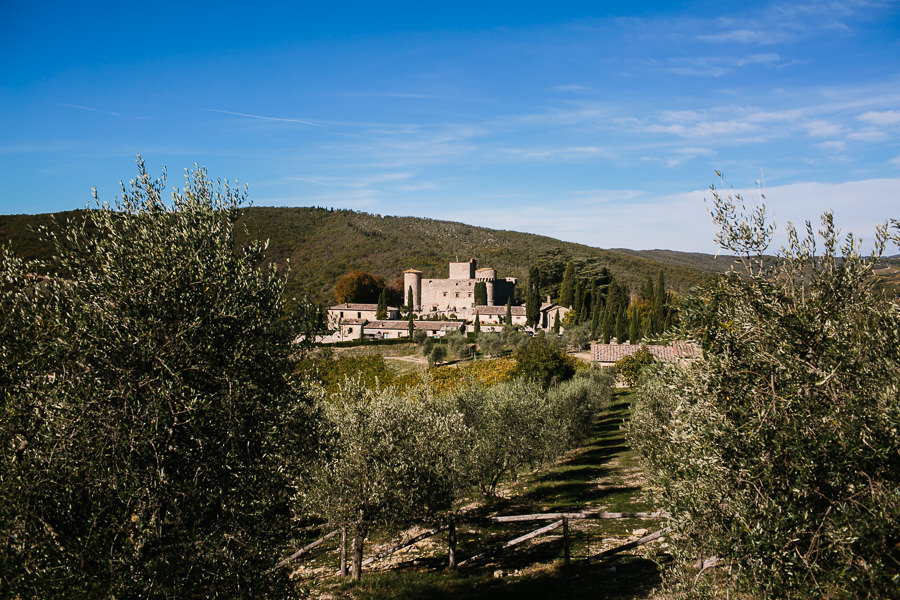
(526, 267, 540, 327)
(590, 303, 600, 340)
(474, 281, 487, 306)
(474, 312, 481, 335)
(602, 310, 613, 344)
(407, 310, 414, 337)
(407, 286, 415, 312)
(559, 261, 576, 308)
(553, 311, 560, 335)
(629, 309, 640, 344)
(654, 270, 666, 333)
(505, 299, 512, 327)
(573, 280, 583, 323)
(616, 306, 627, 343)
(376, 288, 387, 320)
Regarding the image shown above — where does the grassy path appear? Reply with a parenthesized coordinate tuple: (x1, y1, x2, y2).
(305, 391, 666, 599)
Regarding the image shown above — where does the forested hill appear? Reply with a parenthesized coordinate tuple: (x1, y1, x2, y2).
(1, 207, 737, 305)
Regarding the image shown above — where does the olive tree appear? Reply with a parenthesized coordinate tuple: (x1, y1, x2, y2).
(0, 160, 319, 598)
(301, 380, 469, 578)
(629, 184, 900, 598)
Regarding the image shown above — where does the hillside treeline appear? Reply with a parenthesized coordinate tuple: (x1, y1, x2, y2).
(1, 206, 726, 307)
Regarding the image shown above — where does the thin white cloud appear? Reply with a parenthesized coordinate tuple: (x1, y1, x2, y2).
(59, 103, 121, 117)
(205, 109, 320, 127)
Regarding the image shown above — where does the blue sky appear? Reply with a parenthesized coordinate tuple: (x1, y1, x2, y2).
(2, 1, 899, 252)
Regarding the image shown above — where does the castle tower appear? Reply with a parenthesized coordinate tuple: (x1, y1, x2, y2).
(403, 269, 422, 310)
(449, 259, 477, 280)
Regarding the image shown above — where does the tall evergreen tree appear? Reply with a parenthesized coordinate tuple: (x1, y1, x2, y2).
(474, 312, 481, 335)
(590, 302, 600, 340)
(526, 267, 540, 328)
(505, 299, 512, 327)
(376, 288, 387, 320)
(654, 270, 667, 333)
(407, 286, 415, 312)
(601, 309, 613, 344)
(616, 306, 627, 343)
(407, 310, 414, 337)
(553, 311, 560, 335)
(573, 279, 583, 323)
(559, 261, 576, 308)
(474, 281, 488, 306)
(629, 308, 640, 344)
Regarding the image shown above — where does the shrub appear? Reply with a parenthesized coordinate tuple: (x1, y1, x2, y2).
(614, 345, 656, 386)
(629, 187, 900, 598)
(513, 332, 577, 388)
(0, 161, 314, 597)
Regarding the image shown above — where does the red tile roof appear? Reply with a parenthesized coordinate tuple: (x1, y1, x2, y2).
(591, 341, 701, 363)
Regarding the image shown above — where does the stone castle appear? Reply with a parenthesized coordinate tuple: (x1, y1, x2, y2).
(403, 259, 516, 317)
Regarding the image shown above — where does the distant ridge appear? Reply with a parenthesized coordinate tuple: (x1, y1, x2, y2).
(1, 207, 736, 305)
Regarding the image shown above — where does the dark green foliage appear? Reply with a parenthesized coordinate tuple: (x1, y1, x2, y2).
(0, 161, 314, 598)
(614, 346, 656, 386)
(572, 279, 583, 322)
(630, 189, 900, 598)
(376, 288, 387, 319)
(334, 270, 385, 304)
(474, 311, 481, 334)
(615, 306, 627, 343)
(513, 333, 577, 388)
(505, 299, 512, 325)
(474, 280, 487, 306)
(559, 261, 575, 307)
(406, 285, 414, 311)
(526, 266, 540, 327)
(628, 309, 640, 344)
(552, 311, 560, 334)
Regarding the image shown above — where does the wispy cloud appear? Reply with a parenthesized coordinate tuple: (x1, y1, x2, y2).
(205, 109, 320, 127)
(858, 110, 900, 126)
(59, 103, 120, 117)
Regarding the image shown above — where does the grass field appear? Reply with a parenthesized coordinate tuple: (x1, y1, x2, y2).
(292, 391, 669, 599)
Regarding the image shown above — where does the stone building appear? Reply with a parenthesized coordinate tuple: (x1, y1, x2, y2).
(327, 303, 400, 329)
(404, 259, 516, 318)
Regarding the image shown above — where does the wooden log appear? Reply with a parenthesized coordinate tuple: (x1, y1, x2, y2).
(459, 519, 564, 567)
(584, 527, 671, 563)
(270, 529, 340, 571)
(492, 510, 670, 522)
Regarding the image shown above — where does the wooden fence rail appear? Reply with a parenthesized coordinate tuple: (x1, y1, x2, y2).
(491, 510, 670, 523)
(275, 508, 671, 575)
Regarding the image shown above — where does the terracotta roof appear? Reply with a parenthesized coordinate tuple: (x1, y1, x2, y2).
(591, 342, 701, 363)
(366, 320, 465, 332)
(329, 303, 379, 311)
(474, 305, 526, 316)
(339, 318, 368, 325)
